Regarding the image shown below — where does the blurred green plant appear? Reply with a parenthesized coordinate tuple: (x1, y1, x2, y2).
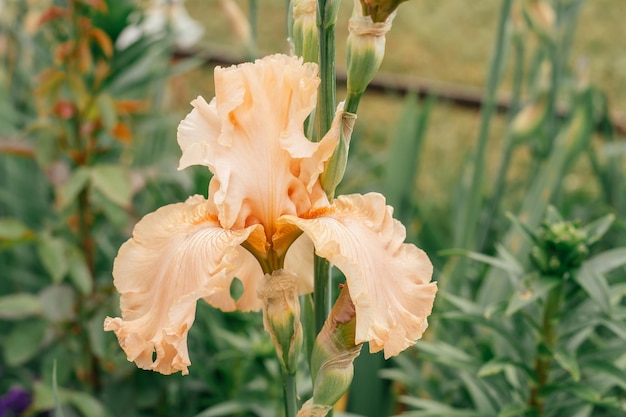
(392, 207, 626, 416)
(0, 1, 284, 416)
(1, 0, 625, 416)
(360, 0, 626, 415)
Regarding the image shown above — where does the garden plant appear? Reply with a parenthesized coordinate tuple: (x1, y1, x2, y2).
(0, 0, 625, 417)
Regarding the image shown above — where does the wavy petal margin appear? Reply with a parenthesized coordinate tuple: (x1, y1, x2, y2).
(283, 193, 437, 358)
(177, 54, 335, 234)
(104, 195, 260, 375)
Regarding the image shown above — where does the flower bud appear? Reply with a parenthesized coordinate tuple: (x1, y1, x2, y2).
(292, 0, 319, 63)
(308, 286, 362, 410)
(359, 0, 408, 23)
(258, 270, 303, 374)
(523, 0, 555, 44)
(511, 94, 549, 141)
(320, 107, 357, 198)
(345, 0, 395, 111)
(530, 220, 589, 277)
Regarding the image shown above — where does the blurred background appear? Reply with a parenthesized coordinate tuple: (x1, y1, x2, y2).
(1, 0, 625, 416)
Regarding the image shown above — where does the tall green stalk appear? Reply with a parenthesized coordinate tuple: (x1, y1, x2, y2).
(477, 34, 526, 251)
(283, 372, 298, 417)
(313, 0, 337, 335)
(529, 283, 563, 416)
(455, 0, 513, 251)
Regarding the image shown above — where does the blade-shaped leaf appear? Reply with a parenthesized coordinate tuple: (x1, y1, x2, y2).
(506, 275, 560, 316)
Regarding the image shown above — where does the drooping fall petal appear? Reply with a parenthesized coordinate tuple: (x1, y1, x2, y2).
(176, 54, 337, 236)
(104, 195, 261, 375)
(282, 193, 437, 358)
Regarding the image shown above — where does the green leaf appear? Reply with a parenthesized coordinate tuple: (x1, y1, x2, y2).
(67, 245, 93, 295)
(415, 340, 479, 370)
(96, 93, 118, 130)
(90, 164, 132, 208)
(399, 396, 459, 411)
(477, 358, 516, 377)
(553, 347, 580, 381)
(545, 206, 564, 223)
(52, 360, 66, 417)
(586, 360, 626, 390)
(87, 309, 107, 358)
(37, 234, 68, 283)
(32, 382, 110, 417)
(57, 167, 90, 209)
(583, 248, 626, 274)
(194, 401, 261, 417)
(600, 319, 626, 341)
(2, 319, 48, 366)
(66, 391, 110, 417)
(440, 291, 484, 315)
(575, 266, 611, 314)
(506, 275, 560, 316)
(459, 372, 498, 416)
(497, 405, 535, 417)
(0, 293, 42, 319)
(0, 218, 35, 241)
(397, 411, 485, 417)
(440, 248, 522, 277)
(39, 284, 76, 323)
(438, 311, 525, 359)
(582, 213, 615, 245)
(395, 397, 487, 417)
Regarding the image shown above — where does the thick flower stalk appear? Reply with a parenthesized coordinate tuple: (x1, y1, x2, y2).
(104, 54, 437, 377)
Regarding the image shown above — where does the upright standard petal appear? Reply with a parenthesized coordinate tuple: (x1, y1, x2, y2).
(104, 195, 261, 375)
(177, 96, 220, 171)
(177, 54, 337, 237)
(283, 193, 437, 358)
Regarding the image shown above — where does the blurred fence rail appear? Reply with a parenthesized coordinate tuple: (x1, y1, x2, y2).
(173, 46, 626, 136)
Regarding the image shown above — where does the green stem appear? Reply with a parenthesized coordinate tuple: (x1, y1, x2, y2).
(477, 37, 525, 251)
(344, 91, 361, 114)
(282, 372, 298, 417)
(455, 0, 513, 250)
(316, 0, 336, 140)
(313, 0, 337, 335)
(529, 283, 563, 416)
(314, 255, 332, 335)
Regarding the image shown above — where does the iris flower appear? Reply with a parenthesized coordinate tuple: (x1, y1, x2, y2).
(104, 54, 437, 375)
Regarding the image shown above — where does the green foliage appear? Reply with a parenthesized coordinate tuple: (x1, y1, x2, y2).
(1, 0, 625, 416)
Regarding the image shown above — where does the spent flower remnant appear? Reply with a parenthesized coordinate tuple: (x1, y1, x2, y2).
(104, 54, 436, 375)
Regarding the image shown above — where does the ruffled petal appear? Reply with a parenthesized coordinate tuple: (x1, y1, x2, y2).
(182, 54, 336, 234)
(177, 96, 220, 171)
(104, 195, 260, 375)
(284, 234, 315, 294)
(282, 193, 437, 358)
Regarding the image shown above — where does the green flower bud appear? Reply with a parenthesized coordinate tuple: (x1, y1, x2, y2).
(345, 0, 395, 112)
(292, 0, 319, 63)
(320, 108, 357, 198)
(530, 220, 590, 277)
(258, 270, 303, 374)
(309, 286, 362, 409)
(511, 94, 549, 141)
(522, 0, 555, 44)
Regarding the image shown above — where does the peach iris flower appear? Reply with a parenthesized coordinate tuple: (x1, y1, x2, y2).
(104, 54, 437, 375)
